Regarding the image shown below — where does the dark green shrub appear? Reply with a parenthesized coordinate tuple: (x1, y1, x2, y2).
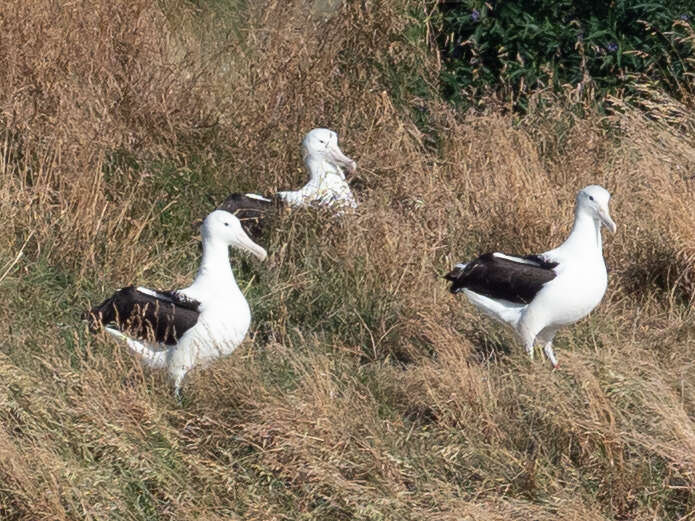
(439, 0, 694, 110)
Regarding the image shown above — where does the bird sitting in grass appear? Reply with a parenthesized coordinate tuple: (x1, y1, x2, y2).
(445, 185, 616, 368)
(218, 128, 358, 239)
(87, 210, 267, 397)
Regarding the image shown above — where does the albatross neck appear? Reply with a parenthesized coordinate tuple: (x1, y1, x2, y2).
(305, 155, 342, 184)
(193, 237, 237, 288)
(561, 207, 603, 255)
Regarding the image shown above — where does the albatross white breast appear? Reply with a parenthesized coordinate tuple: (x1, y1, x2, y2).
(87, 210, 267, 396)
(445, 185, 617, 368)
(218, 128, 358, 239)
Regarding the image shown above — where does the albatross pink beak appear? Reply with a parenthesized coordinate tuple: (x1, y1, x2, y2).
(599, 207, 617, 233)
(327, 142, 357, 175)
(234, 228, 267, 261)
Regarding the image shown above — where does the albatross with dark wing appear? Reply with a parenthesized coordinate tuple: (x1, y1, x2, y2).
(87, 210, 267, 396)
(445, 185, 617, 368)
(218, 128, 357, 238)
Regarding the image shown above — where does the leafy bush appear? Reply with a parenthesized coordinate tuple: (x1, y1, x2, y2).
(439, 0, 694, 110)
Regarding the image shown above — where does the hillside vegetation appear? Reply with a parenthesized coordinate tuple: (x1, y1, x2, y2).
(1, 1, 695, 519)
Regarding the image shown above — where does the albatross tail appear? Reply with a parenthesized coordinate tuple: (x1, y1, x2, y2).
(462, 290, 525, 328)
(105, 327, 169, 369)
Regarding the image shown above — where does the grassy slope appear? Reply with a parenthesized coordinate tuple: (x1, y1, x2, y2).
(1, 0, 695, 519)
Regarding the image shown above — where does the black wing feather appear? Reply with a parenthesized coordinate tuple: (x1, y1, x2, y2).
(445, 253, 558, 304)
(87, 286, 200, 345)
(217, 193, 278, 240)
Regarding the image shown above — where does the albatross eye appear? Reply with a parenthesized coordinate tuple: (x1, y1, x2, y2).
(588, 195, 594, 201)
(224, 222, 229, 226)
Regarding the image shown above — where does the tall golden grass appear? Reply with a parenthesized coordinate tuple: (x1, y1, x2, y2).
(1, 0, 694, 519)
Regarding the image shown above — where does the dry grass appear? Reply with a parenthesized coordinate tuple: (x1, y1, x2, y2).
(1, 0, 695, 520)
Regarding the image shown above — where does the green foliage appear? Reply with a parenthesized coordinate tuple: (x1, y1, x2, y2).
(439, 0, 694, 110)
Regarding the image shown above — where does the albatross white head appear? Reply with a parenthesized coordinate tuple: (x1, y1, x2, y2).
(302, 128, 357, 179)
(276, 128, 358, 208)
(201, 210, 268, 261)
(576, 185, 617, 234)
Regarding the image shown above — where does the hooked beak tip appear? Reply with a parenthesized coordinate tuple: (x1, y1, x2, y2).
(598, 207, 616, 234)
(235, 231, 268, 262)
(602, 217, 617, 233)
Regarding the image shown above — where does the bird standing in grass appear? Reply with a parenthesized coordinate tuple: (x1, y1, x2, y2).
(445, 185, 616, 367)
(218, 128, 358, 239)
(87, 210, 267, 397)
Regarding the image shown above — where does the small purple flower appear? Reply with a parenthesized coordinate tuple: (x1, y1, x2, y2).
(606, 42, 618, 53)
(680, 14, 689, 21)
(471, 9, 480, 22)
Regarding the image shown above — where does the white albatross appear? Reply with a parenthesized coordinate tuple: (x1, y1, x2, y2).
(218, 128, 358, 239)
(87, 210, 267, 396)
(444, 185, 617, 367)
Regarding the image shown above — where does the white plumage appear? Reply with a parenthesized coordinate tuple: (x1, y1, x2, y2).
(218, 128, 358, 240)
(446, 185, 617, 367)
(99, 210, 267, 396)
(275, 128, 358, 209)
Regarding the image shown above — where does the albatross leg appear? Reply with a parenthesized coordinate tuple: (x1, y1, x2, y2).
(524, 340, 535, 361)
(170, 365, 188, 399)
(167, 341, 198, 399)
(543, 342, 558, 369)
(538, 328, 559, 369)
(173, 373, 185, 401)
(517, 313, 545, 363)
(517, 325, 535, 360)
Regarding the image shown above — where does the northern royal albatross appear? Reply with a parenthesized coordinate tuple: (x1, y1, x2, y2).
(445, 185, 617, 368)
(87, 210, 267, 396)
(218, 128, 357, 239)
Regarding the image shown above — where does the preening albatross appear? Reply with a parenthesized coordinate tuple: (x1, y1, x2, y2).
(87, 210, 267, 396)
(445, 185, 617, 368)
(219, 128, 357, 239)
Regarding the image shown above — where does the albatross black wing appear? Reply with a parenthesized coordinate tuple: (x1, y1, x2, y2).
(87, 286, 201, 345)
(445, 252, 558, 304)
(217, 193, 278, 240)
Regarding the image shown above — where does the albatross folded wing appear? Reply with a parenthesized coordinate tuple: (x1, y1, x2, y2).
(87, 286, 200, 345)
(445, 253, 558, 304)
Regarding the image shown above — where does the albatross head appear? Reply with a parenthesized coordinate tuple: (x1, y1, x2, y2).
(577, 185, 617, 233)
(302, 128, 357, 176)
(202, 210, 268, 261)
